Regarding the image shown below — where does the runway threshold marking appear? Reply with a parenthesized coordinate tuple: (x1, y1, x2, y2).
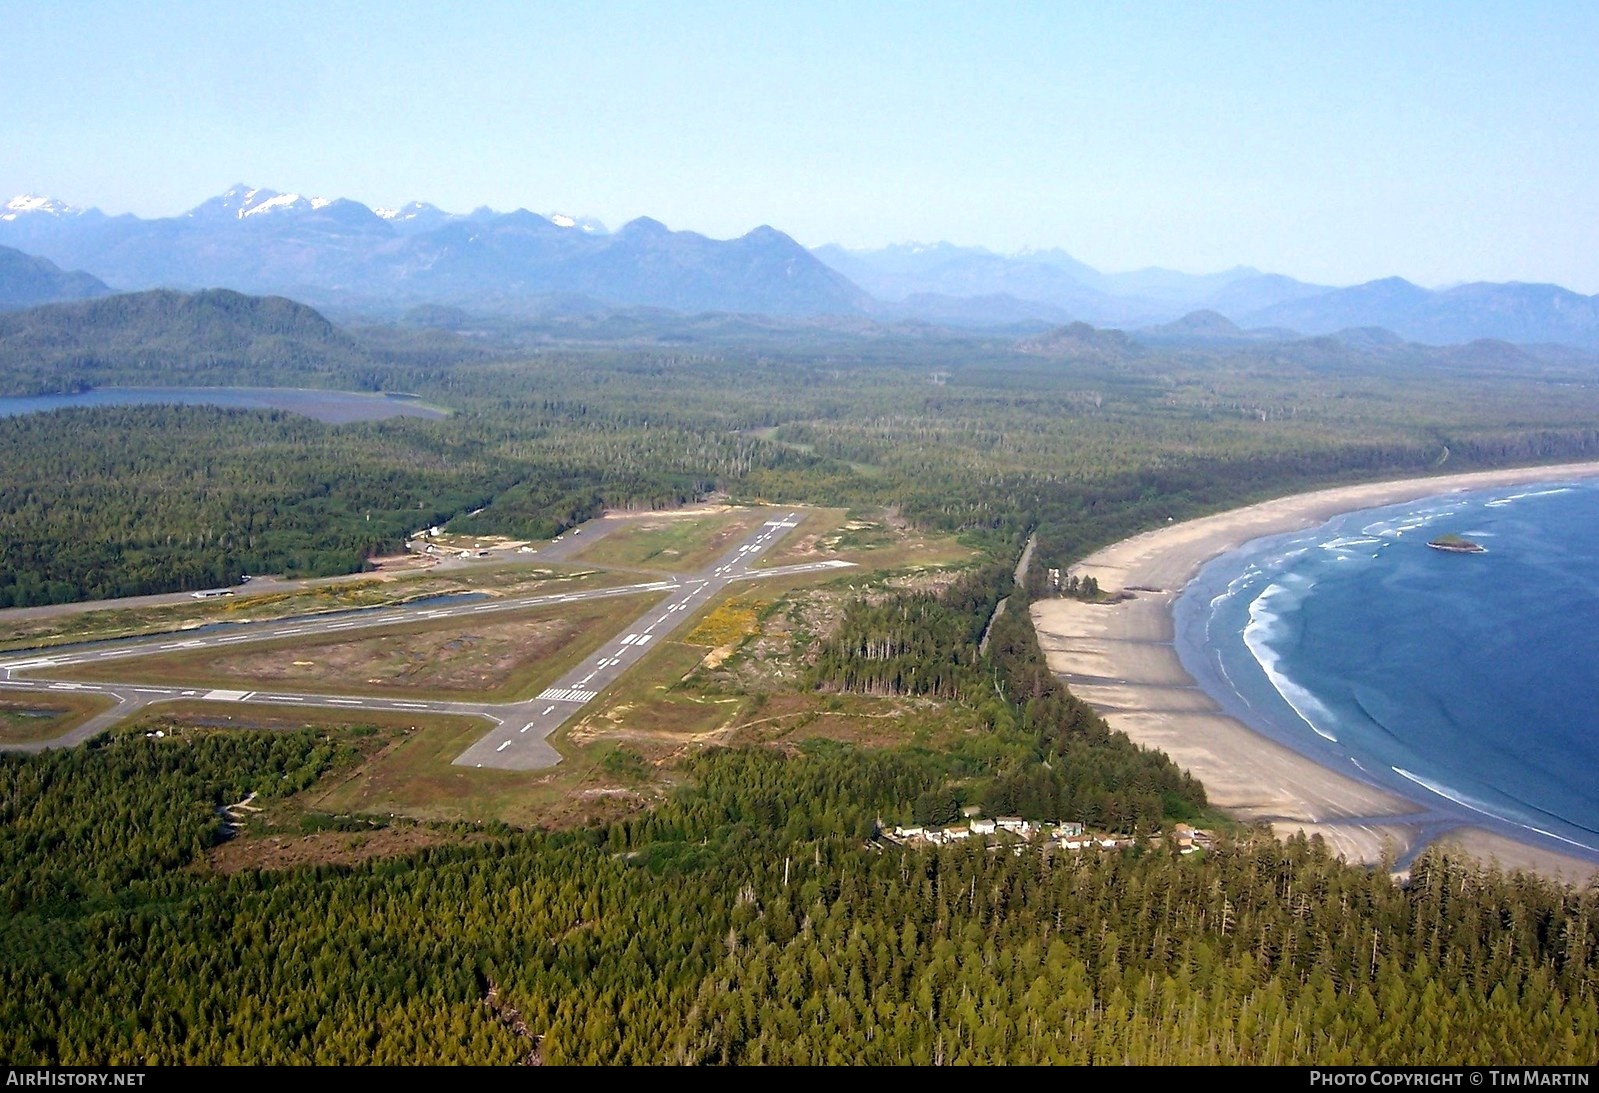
(10, 508, 828, 769)
(536, 687, 598, 704)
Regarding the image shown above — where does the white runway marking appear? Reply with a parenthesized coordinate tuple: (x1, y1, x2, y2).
(8, 507, 820, 775)
(536, 687, 599, 703)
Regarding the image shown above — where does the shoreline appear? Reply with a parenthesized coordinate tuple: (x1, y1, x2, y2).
(1032, 461, 1599, 886)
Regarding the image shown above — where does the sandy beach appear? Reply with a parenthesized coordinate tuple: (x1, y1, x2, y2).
(1031, 461, 1599, 886)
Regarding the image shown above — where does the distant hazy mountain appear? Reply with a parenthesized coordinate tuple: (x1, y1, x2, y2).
(1014, 321, 1139, 362)
(1200, 272, 1332, 316)
(0, 287, 493, 396)
(1140, 309, 1250, 342)
(813, 242, 1283, 323)
(0, 289, 344, 393)
(1009, 314, 1599, 385)
(1094, 265, 1264, 308)
(813, 242, 1158, 325)
(0, 186, 866, 318)
(0, 287, 344, 355)
(9, 188, 1598, 345)
(817, 241, 1599, 350)
(0, 244, 111, 310)
(1327, 326, 1409, 351)
(1243, 278, 1599, 350)
(872, 292, 1073, 329)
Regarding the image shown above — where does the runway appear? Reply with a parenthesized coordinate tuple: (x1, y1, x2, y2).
(1, 511, 852, 770)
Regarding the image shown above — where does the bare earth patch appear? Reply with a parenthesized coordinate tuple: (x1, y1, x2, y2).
(723, 693, 982, 750)
(766, 506, 978, 573)
(204, 825, 474, 874)
(0, 691, 116, 743)
(691, 580, 955, 695)
(71, 599, 634, 700)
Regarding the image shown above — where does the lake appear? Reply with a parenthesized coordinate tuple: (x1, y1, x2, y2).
(0, 386, 449, 424)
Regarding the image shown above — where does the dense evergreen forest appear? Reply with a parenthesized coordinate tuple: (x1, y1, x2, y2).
(6, 308, 1599, 1063)
(1, 721, 1593, 1064)
(0, 403, 747, 605)
(0, 289, 480, 396)
(7, 312, 1599, 606)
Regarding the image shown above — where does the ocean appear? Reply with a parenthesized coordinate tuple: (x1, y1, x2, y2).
(1174, 477, 1599, 862)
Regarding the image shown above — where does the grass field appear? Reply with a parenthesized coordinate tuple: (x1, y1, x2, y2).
(578, 646, 748, 741)
(0, 562, 620, 654)
(571, 508, 768, 572)
(0, 689, 116, 744)
(722, 691, 994, 751)
(310, 710, 655, 830)
(761, 506, 979, 573)
(56, 593, 667, 703)
(103, 700, 631, 832)
(7, 504, 992, 846)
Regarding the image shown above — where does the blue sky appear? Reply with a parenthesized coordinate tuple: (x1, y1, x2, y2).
(3, 1, 1596, 291)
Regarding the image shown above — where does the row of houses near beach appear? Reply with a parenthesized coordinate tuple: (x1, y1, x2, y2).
(885, 818, 1213, 854)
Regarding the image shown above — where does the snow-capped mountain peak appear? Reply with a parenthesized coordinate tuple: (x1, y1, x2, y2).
(185, 185, 336, 221)
(240, 192, 308, 218)
(375, 201, 442, 222)
(2, 195, 83, 221)
(547, 212, 608, 234)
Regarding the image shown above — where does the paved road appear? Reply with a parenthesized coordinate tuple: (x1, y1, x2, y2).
(0, 578, 685, 677)
(454, 512, 849, 769)
(0, 504, 638, 626)
(1, 511, 853, 770)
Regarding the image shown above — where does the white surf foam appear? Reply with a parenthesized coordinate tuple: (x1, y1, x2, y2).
(1242, 579, 1341, 743)
(1485, 486, 1574, 509)
(1391, 766, 1599, 853)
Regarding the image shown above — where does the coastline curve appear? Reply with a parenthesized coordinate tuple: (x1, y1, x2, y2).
(1031, 461, 1599, 885)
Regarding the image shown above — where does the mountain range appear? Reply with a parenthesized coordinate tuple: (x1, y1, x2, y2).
(821, 243, 1599, 349)
(3, 187, 1597, 349)
(0, 187, 865, 318)
(0, 243, 111, 311)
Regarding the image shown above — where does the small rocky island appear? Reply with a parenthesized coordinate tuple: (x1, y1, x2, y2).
(1427, 533, 1486, 554)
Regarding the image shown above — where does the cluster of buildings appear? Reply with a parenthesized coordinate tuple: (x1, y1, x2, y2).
(888, 816, 1092, 848)
(884, 817, 1213, 855)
